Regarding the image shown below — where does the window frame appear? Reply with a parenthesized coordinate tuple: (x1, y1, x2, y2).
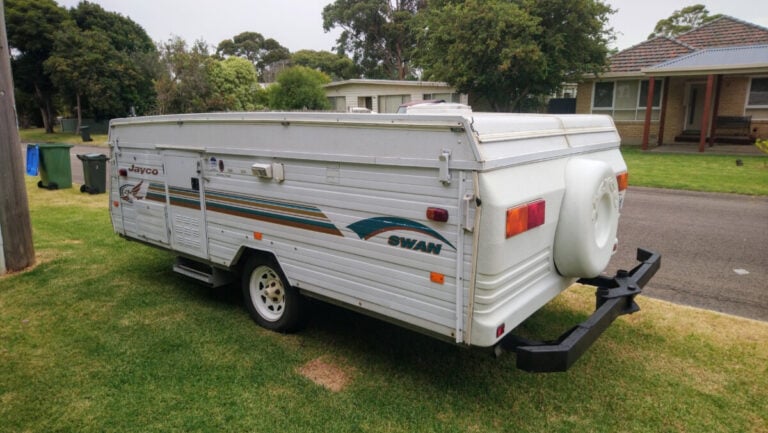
(746, 76, 768, 108)
(591, 79, 664, 120)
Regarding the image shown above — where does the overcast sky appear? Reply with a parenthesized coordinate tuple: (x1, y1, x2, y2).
(55, 0, 768, 53)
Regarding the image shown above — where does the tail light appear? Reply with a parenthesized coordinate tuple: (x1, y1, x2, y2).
(505, 199, 546, 238)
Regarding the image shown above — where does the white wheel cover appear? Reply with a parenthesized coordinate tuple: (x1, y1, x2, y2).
(554, 159, 620, 278)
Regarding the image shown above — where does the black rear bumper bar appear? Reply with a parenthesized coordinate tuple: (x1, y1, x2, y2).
(497, 248, 661, 373)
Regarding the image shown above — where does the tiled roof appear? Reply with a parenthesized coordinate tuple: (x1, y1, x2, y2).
(608, 37, 694, 72)
(608, 16, 768, 73)
(677, 16, 768, 48)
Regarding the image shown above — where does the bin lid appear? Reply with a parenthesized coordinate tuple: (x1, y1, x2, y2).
(77, 153, 108, 160)
(37, 143, 74, 148)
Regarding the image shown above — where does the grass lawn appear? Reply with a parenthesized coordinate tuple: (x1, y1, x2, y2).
(621, 146, 768, 196)
(1, 179, 767, 432)
(19, 128, 109, 147)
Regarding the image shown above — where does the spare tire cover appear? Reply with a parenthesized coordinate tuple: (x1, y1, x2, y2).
(553, 158, 620, 278)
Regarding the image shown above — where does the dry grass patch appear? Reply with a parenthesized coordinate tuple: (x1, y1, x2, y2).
(297, 356, 355, 392)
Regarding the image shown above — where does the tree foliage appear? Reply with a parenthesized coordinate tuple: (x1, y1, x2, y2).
(155, 37, 215, 114)
(322, 0, 425, 79)
(46, 1, 158, 121)
(156, 37, 264, 114)
(5, 0, 157, 130)
(268, 66, 331, 110)
(216, 31, 291, 81)
(208, 57, 264, 111)
(291, 50, 359, 80)
(4, 0, 69, 132)
(648, 4, 722, 39)
(414, 0, 614, 112)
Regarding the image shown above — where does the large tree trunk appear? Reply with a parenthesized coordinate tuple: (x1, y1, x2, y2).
(0, 2, 36, 273)
(34, 84, 55, 133)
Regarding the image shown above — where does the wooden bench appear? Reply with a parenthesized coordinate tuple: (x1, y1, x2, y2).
(712, 116, 754, 144)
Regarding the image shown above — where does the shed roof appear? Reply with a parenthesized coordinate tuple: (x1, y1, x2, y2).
(643, 44, 768, 75)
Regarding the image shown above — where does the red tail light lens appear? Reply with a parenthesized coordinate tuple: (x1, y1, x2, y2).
(506, 199, 545, 238)
(527, 200, 546, 229)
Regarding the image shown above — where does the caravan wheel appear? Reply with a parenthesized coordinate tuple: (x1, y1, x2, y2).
(241, 256, 306, 332)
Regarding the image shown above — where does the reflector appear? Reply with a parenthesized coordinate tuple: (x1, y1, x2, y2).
(506, 206, 528, 238)
(426, 207, 449, 222)
(617, 172, 629, 191)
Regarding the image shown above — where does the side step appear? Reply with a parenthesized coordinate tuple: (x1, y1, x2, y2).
(173, 257, 234, 288)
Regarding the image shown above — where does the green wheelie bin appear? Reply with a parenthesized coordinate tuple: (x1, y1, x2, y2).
(77, 153, 109, 194)
(37, 143, 74, 190)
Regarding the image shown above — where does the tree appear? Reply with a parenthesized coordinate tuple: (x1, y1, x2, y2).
(208, 57, 264, 111)
(291, 50, 359, 80)
(267, 66, 331, 110)
(322, 0, 425, 80)
(65, 0, 158, 117)
(216, 32, 291, 81)
(45, 23, 114, 131)
(414, 0, 614, 112)
(4, 0, 69, 132)
(648, 4, 722, 39)
(155, 37, 215, 114)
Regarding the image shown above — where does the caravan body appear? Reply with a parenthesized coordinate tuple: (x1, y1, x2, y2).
(109, 110, 634, 351)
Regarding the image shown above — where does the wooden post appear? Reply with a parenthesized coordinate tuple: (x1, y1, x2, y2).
(0, 1, 36, 273)
(708, 75, 723, 147)
(641, 77, 655, 150)
(657, 78, 669, 146)
(698, 74, 715, 153)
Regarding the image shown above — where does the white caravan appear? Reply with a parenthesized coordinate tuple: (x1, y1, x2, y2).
(109, 108, 659, 372)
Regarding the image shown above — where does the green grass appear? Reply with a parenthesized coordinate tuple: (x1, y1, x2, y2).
(1, 179, 767, 432)
(621, 146, 768, 195)
(19, 128, 108, 147)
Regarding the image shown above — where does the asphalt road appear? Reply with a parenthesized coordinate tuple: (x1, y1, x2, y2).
(606, 187, 768, 322)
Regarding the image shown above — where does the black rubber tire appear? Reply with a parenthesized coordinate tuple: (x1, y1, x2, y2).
(80, 184, 89, 193)
(37, 180, 44, 188)
(241, 255, 306, 333)
(47, 182, 58, 190)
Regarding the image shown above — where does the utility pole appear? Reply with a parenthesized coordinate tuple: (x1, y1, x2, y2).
(0, 0, 35, 274)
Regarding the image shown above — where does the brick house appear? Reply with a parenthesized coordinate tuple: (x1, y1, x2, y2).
(576, 16, 768, 151)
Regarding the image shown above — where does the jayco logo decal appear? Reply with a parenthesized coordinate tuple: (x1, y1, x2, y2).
(128, 164, 160, 176)
(347, 217, 455, 255)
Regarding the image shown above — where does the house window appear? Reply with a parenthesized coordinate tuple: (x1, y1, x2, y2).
(639, 80, 663, 107)
(378, 94, 410, 113)
(591, 79, 663, 121)
(747, 77, 768, 107)
(423, 93, 460, 103)
(328, 96, 346, 112)
(593, 82, 614, 107)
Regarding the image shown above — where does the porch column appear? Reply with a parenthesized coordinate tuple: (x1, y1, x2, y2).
(657, 78, 669, 146)
(708, 75, 723, 147)
(698, 74, 715, 152)
(641, 77, 655, 150)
